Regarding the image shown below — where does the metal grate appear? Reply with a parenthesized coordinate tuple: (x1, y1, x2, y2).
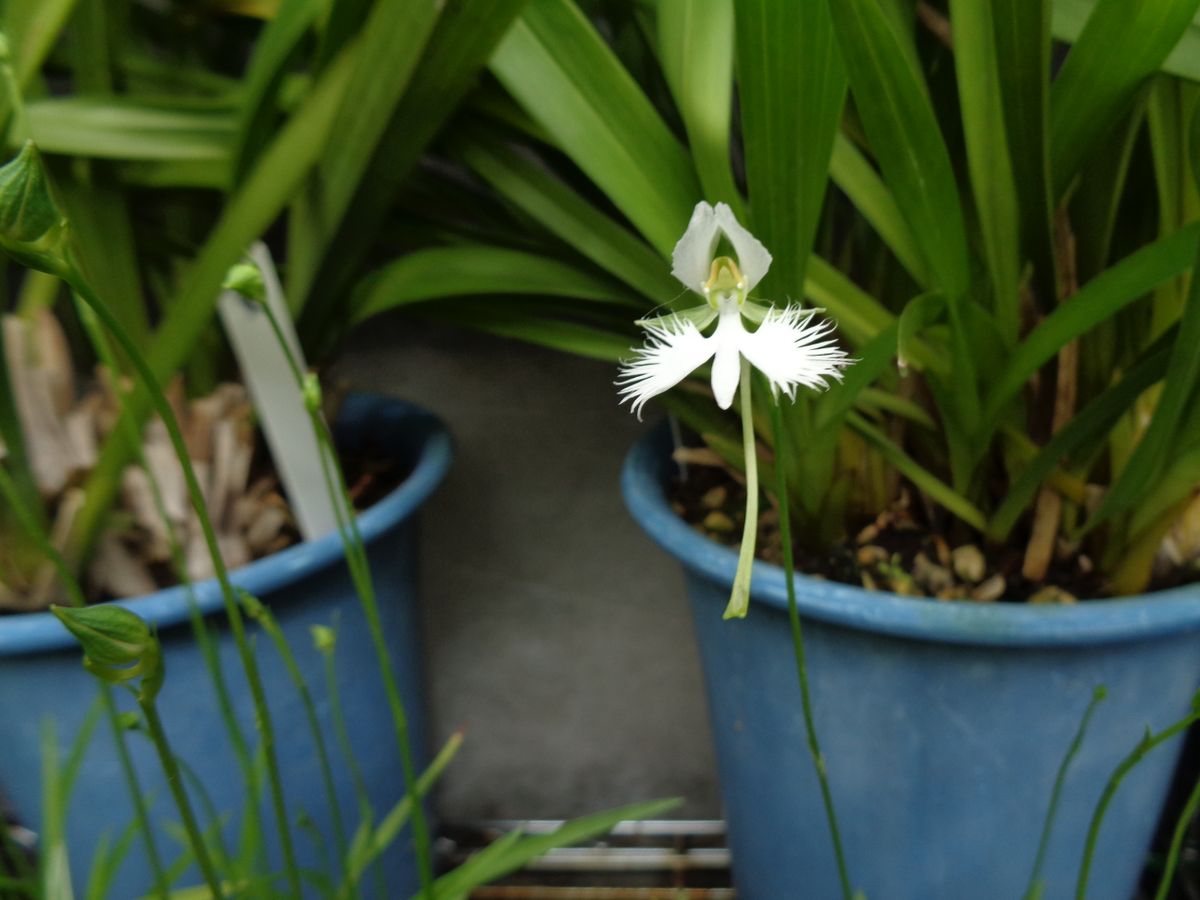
(436, 819, 735, 899)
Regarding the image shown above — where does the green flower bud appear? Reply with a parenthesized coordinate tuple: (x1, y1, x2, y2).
(51, 604, 163, 699)
(302, 373, 323, 415)
(223, 261, 266, 303)
(310, 624, 336, 654)
(0, 142, 67, 273)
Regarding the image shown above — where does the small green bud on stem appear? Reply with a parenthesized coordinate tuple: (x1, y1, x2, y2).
(223, 261, 267, 302)
(0, 142, 67, 272)
(51, 604, 163, 700)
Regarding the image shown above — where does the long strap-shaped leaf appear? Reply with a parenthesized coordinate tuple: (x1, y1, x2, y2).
(977, 221, 1200, 447)
(1050, 0, 1200, 198)
(988, 335, 1175, 542)
(350, 246, 642, 325)
(737, 0, 846, 299)
(454, 134, 682, 304)
(825, 0, 971, 300)
(1053, 1, 1200, 88)
(951, 0, 1022, 342)
(1084, 230, 1200, 531)
(993, 0, 1057, 309)
(65, 45, 359, 571)
(296, 0, 528, 348)
(489, 0, 700, 257)
(658, 0, 742, 215)
(828, 133, 930, 287)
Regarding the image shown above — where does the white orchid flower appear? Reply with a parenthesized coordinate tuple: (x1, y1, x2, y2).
(618, 201, 854, 620)
(618, 201, 851, 417)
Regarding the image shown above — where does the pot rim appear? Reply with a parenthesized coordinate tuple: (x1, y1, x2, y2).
(0, 393, 453, 657)
(622, 421, 1200, 648)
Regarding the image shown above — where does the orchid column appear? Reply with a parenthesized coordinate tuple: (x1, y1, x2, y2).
(618, 201, 853, 617)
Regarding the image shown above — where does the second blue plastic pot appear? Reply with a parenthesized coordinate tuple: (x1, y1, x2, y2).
(0, 394, 452, 899)
(623, 423, 1200, 900)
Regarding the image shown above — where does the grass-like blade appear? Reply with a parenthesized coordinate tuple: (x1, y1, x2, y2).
(350, 246, 642, 326)
(489, 0, 700, 257)
(736, 0, 845, 298)
(1049, 0, 1200, 197)
(658, 0, 742, 214)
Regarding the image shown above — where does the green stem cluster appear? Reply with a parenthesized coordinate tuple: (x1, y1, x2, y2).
(255, 295, 435, 896)
(58, 259, 302, 897)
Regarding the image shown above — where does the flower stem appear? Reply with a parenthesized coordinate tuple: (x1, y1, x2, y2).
(1076, 706, 1200, 899)
(254, 297, 435, 896)
(100, 686, 169, 899)
(139, 699, 223, 896)
(1154, 753, 1200, 900)
(60, 264, 302, 897)
(768, 398, 853, 900)
(724, 358, 759, 619)
(1024, 686, 1106, 900)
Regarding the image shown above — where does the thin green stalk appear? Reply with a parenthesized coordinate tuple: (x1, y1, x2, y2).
(138, 701, 223, 896)
(1153, 751, 1200, 899)
(253, 296, 434, 895)
(1024, 686, 1107, 900)
(3, 432, 211, 896)
(76, 292, 259, 870)
(1076, 705, 1200, 899)
(768, 398, 853, 900)
(311, 419, 434, 897)
(99, 686, 169, 899)
(57, 263, 302, 898)
(71, 290, 257, 867)
(0, 464, 84, 607)
(242, 594, 348, 878)
(724, 358, 759, 619)
(319, 629, 374, 827)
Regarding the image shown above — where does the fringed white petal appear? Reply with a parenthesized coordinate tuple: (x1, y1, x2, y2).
(671, 202, 721, 293)
(738, 306, 852, 400)
(713, 202, 772, 291)
(617, 317, 716, 418)
(710, 305, 745, 409)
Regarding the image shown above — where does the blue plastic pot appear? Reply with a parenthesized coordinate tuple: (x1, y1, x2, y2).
(0, 394, 451, 899)
(623, 424, 1200, 900)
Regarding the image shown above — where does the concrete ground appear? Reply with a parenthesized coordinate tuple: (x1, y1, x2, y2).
(332, 315, 720, 820)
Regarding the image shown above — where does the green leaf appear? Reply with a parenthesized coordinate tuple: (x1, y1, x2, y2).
(232, 0, 326, 178)
(1085, 236, 1200, 531)
(426, 798, 681, 899)
(454, 134, 681, 305)
(1049, 0, 1200, 197)
(68, 42, 360, 571)
(422, 304, 635, 363)
(351, 246, 642, 325)
(993, 0, 1056, 309)
(896, 291, 948, 375)
(826, 0, 971, 300)
(978, 221, 1200, 444)
(47, 157, 149, 346)
(295, 0, 527, 345)
(813, 322, 899, 433)
(804, 254, 895, 348)
(988, 335, 1173, 542)
(5, 0, 80, 89)
(950, 0, 1022, 341)
(658, 0, 742, 212)
(847, 410, 987, 531)
(1052, 1, 1200, 83)
(828, 132, 930, 286)
(489, 0, 700, 257)
(736, 0, 846, 297)
(26, 98, 235, 163)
